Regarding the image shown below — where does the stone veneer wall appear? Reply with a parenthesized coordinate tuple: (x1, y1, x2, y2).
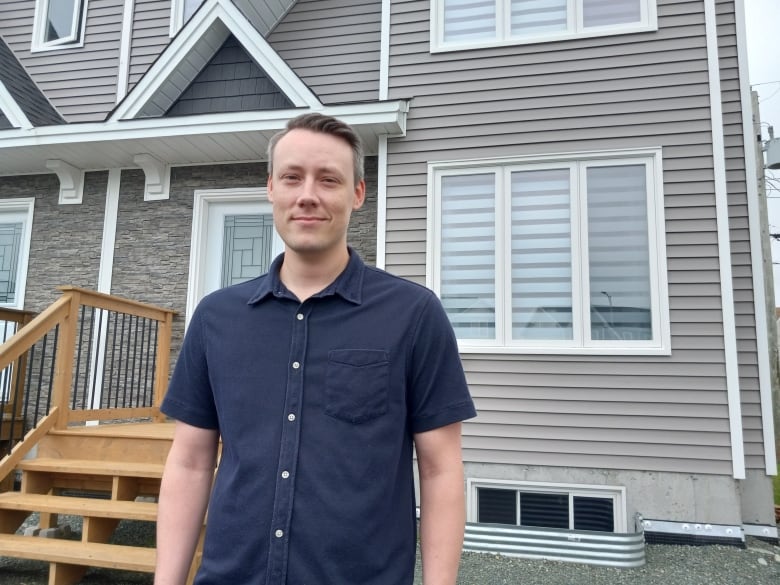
(0, 171, 106, 312)
(111, 157, 378, 368)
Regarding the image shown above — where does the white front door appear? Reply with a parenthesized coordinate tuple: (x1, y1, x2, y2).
(187, 189, 284, 321)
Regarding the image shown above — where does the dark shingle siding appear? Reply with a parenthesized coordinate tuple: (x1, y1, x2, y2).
(0, 111, 13, 129)
(166, 35, 293, 116)
(0, 36, 64, 127)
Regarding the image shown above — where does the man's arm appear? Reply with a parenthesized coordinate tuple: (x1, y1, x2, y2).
(414, 421, 465, 585)
(155, 420, 219, 585)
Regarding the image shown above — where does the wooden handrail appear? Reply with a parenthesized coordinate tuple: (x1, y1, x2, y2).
(0, 296, 70, 371)
(57, 286, 176, 322)
(0, 407, 59, 488)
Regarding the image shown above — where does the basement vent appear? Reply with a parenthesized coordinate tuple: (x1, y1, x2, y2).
(469, 480, 626, 533)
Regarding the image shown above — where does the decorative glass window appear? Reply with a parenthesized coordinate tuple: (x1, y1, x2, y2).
(32, 0, 87, 50)
(432, 0, 656, 51)
(0, 200, 34, 310)
(469, 479, 627, 532)
(428, 149, 669, 354)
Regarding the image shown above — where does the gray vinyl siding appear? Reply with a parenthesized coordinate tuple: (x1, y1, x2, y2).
(128, 0, 172, 92)
(267, 0, 381, 104)
(716, 0, 764, 470)
(0, 0, 123, 122)
(385, 0, 743, 475)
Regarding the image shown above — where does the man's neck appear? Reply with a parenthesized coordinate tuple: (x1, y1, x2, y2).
(279, 247, 350, 302)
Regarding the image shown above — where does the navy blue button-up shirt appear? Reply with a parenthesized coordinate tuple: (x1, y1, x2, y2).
(162, 250, 476, 585)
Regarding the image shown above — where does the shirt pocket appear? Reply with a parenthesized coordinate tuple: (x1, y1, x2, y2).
(325, 349, 389, 424)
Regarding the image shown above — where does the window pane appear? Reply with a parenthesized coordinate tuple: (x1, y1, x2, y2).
(582, 0, 642, 27)
(587, 164, 652, 341)
(0, 222, 22, 305)
(478, 488, 517, 524)
(440, 174, 496, 339)
(511, 0, 567, 36)
(45, 0, 79, 42)
(221, 215, 274, 288)
(184, 0, 205, 20)
(520, 492, 569, 528)
(573, 496, 614, 532)
(511, 169, 573, 340)
(443, 0, 496, 42)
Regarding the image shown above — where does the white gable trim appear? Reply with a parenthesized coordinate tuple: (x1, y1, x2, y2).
(0, 81, 33, 130)
(110, 0, 320, 122)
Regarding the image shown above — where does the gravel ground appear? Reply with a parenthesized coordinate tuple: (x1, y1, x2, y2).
(0, 515, 778, 584)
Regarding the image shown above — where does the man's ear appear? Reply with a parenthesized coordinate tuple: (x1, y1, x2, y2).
(352, 179, 366, 210)
(267, 175, 274, 202)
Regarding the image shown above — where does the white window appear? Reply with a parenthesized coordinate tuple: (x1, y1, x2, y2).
(468, 479, 627, 532)
(432, 0, 657, 52)
(170, 0, 206, 35)
(32, 0, 87, 51)
(0, 199, 34, 310)
(427, 149, 669, 355)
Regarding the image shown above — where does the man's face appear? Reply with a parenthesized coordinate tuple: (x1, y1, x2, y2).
(268, 128, 366, 261)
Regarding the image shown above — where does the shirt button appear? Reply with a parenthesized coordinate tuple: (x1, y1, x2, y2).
(281, 470, 290, 479)
(275, 529, 284, 538)
(288, 413, 296, 422)
(292, 361, 300, 369)
(296, 313, 304, 320)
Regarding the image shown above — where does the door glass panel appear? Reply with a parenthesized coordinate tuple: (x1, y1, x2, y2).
(0, 222, 23, 306)
(221, 214, 275, 287)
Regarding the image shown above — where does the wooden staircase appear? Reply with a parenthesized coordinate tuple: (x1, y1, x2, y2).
(0, 422, 173, 584)
(0, 288, 191, 584)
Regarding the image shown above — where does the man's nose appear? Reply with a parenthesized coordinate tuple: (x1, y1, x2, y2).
(296, 177, 319, 205)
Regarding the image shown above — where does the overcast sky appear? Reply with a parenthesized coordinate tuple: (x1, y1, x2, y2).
(744, 0, 780, 303)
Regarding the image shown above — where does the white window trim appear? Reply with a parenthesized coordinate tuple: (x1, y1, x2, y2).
(467, 478, 628, 533)
(0, 198, 35, 310)
(426, 147, 670, 356)
(31, 0, 88, 52)
(430, 0, 657, 53)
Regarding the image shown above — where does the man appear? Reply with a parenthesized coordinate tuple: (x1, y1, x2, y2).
(155, 113, 476, 585)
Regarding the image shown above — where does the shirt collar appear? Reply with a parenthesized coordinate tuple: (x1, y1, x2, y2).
(247, 247, 365, 306)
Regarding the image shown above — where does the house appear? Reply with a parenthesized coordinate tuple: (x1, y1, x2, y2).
(0, 0, 776, 548)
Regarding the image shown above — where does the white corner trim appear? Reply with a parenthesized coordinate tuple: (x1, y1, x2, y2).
(704, 0, 745, 480)
(376, 135, 388, 269)
(379, 0, 391, 101)
(133, 153, 171, 201)
(97, 169, 121, 293)
(46, 159, 84, 204)
(734, 0, 777, 475)
(111, 0, 320, 122)
(116, 0, 135, 102)
(0, 81, 33, 130)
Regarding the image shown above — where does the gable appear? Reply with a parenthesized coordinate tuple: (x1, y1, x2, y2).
(165, 35, 293, 116)
(112, 0, 320, 122)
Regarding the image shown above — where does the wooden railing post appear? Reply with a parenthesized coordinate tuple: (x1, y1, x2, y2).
(152, 311, 174, 422)
(51, 290, 80, 429)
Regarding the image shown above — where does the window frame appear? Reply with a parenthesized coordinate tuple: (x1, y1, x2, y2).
(0, 199, 35, 310)
(31, 0, 88, 52)
(170, 0, 204, 36)
(430, 0, 657, 53)
(426, 148, 669, 356)
(467, 478, 628, 532)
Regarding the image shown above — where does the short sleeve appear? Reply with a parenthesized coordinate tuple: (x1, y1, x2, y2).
(161, 305, 220, 430)
(407, 293, 476, 434)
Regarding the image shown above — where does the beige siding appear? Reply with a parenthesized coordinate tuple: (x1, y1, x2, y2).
(385, 0, 747, 474)
(128, 0, 172, 92)
(267, 0, 381, 103)
(0, 0, 123, 122)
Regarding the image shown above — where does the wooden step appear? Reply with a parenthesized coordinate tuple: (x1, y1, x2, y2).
(18, 458, 165, 478)
(0, 492, 157, 521)
(0, 533, 155, 572)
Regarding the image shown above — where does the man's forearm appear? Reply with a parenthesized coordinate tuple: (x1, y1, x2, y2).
(419, 467, 466, 585)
